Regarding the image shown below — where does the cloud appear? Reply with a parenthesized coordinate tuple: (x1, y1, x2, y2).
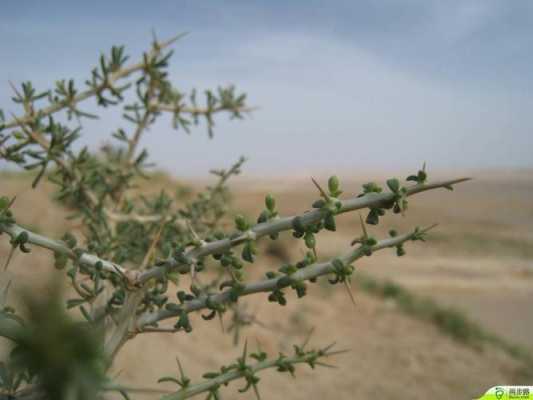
(1, 1, 532, 177)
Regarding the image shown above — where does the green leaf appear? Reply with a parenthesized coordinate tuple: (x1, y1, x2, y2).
(242, 241, 255, 263)
(324, 214, 336, 231)
(292, 216, 305, 233)
(265, 194, 276, 212)
(366, 209, 379, 225)
(304, 232, 316, 249)
(157, 376, 181, 385)
(66, 298, 86, 309)
(235, 214, 249, 231)
(328, 175, 341, 196)
(386, 178, 400, 193)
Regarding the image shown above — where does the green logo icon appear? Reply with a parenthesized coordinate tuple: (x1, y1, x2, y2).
(475, 386, 533, 400)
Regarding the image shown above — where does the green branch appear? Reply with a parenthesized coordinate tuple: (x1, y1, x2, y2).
(136, 226, 431, 328)
(159, 343, 344, 400)
(137, 177, 469, 284)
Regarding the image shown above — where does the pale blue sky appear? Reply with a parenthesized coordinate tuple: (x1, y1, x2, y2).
(1, 1, 532, 176)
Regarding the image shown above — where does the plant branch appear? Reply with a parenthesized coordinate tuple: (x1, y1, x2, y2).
(0, 177, 468, 288)
(159, 344, 342, 400)
(136, 226, 427, 328)
(138, 177, 470, 284)
(2, 35, 182, 131)
(0, 223, 135, 284)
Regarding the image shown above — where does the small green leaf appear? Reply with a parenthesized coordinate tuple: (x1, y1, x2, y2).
(265, 194, 276, 212)
(328, 175, 341, 196)
(386, 178, 400, 193)
(324, 214, 336, 231)
(235, 214, 249, 231)
(66, 298, 86, 309)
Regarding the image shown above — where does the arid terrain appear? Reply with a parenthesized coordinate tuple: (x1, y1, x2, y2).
(1, 168, 532, 399)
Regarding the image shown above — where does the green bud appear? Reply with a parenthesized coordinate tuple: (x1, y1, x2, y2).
(257, 210, 270, 224)
(292, 230, 304, 239)
(220, 255, 232, 267)
(233, 270, 244, 281)
(190, 284, 201, 297)
(0, 196, 9, 210)
(362, 182, 382, 194)
(324, 214, 336, 231)
(177, 291, 187, 303)
(328, 175, 341, 196)
(396, 245, 406, 257)
(265, 271, 277, 279)
(292, 216, 305, 233)
(231, 258, 243, 270)
(312, 199, 326, 209)
(54, 252, 68, 270)
(292, 281, 307, 298)
(235, 214, 249, 231)
(279, 264, 297, 275)
(277, 276, 293, 288)
(242, 241, 255, 263)
(386, 178, 400, 193)
(407, 169, 428, 184)
(269, 232, 279, 240)
(176, 312, 192, 333)
(365, 237, 377, 246)
(366, 209, 379, 225)
(62, 232, 77, 249)
(16, 231, 28, 244)
(265, 193, 276, 212)
(268, 290, 287, 306)
(331, 258, 344, 271)
(304, 232, 316, 249)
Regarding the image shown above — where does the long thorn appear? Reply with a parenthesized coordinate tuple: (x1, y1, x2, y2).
(315, 361, 338, 369)
(302, 327, 315, 350)
(344, 280, 356, 307)
(311, 177, 330, 200)
(160, 32, 189, 49)
(3, 246, 16, 271)
(176, 356, 186, 381)
(218, 311, 225, 333)
(323, 348, 351, 357)
(322, 341, 337, 354)
(420, 223, 439, 234)
(359, 213, 368, 239)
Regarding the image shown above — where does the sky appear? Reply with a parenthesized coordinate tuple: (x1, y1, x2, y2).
(1, 0, 532, 177)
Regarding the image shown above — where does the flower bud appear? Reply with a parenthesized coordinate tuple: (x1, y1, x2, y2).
(265, 193, 276, 212)
(328, 175, 340, 195)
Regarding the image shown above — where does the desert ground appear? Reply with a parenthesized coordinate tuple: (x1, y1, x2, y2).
(1, 168, 532, 399)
